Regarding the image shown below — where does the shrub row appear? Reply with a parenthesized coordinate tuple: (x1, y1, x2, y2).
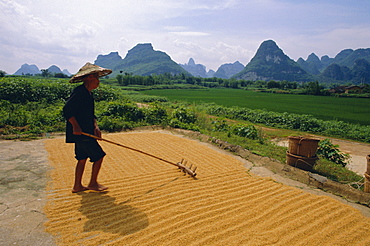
(2, 77, 369, 144)
(211, 119, 258, 140)
(205, 105, 370, 143)
(0, 77, 120, 103)
(0, 100, 65, 135)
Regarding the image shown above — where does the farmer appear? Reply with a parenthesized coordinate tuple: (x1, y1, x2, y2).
(63, 62, 112, 193)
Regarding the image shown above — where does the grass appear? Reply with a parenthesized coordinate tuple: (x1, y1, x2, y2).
(196, 114, 364, 187)
(202, 129, 288, 163)
(314, 159, 363, 188)
(141, 88, 370, 125)
(0, 77, 364, 187)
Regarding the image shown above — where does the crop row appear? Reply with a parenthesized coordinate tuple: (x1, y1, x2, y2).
(0, 77, 120, 103)
(205, 105, 370, 143)
(1, 77, 369, 143)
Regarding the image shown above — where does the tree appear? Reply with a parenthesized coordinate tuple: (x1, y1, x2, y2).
(304, 81, 324, 95)
(41, 69, 51, 77)
(267, 80, 280, 89)
(116, 74, 123, 85)
(0, 70, 6, 77)
(54, 72, 69, 78)
(254, 80, 267, 88)
(229, 79, 239, 88)
(122, 73, 131, 86)
(363, 84, 370, 93)
(195, 77, 202, 85)
(186, 77, 195, 84)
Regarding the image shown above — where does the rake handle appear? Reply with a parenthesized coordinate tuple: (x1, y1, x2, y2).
(81, 132, 176, 166)
(81, 132, 196, 177)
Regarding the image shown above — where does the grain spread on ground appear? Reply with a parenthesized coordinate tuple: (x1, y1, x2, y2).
(44, 131, 370, 245)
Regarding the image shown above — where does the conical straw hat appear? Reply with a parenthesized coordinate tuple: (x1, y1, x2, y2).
(69, 62, 112, 83)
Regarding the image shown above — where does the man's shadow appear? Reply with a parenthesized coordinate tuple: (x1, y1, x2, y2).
(78, 192, 149, 236)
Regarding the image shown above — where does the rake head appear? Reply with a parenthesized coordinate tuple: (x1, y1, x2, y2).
(176, 159, 197, 177)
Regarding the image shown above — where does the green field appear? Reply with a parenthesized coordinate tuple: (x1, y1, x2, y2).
(141, 89, 370, 125)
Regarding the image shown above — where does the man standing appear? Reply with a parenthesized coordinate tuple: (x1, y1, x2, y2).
(63, 62, 112, 193)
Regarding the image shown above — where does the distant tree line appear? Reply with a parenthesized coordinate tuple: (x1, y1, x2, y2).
(116, 72, 250, 89)
(115, 73, 370, 96)
(40, 69, 70, 78)
(6, 69, 71, 78)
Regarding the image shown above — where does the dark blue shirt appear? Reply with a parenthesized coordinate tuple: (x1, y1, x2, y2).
(63, 84, 96, 143)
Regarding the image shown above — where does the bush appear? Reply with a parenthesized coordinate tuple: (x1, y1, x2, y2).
(171, 107, 197, 124)
(169, 119, 200, 131)
(211, 119, 229, 132)
(317, 139, 350, 167)
(102, 102, 145, 122)
(99, 116, 134, 132)
(144, 105, 168, 125)
(0, 77, 74, 103)
(0, 77, 121, 103)
(169, 107, 199, 131)
(0, 100, 65, 135)
(92, 84, 121, 101)
(232, 124, 258, 140)
(205, 104, 370, 143)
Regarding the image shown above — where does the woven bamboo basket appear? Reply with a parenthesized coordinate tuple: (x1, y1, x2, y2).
(288, 136, 320, 158)
(364, 172, 370, 193)
(286, 151, 318, 171)
(365, 155, 370, 193)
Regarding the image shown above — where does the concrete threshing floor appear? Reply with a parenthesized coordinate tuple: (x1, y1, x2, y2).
(1, 130, 370, 245)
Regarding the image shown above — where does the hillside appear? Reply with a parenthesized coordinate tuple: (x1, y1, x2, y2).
(94, 52, 123, 69)
(13, 64, 71, 76)
(213, 61, 244, 79)
(13, 64, 41, 75)
(180, 58, 208, 77)
(10, 40, 370, 84)
(297, 53, 323, 75)
(319, 58, 370, 84)
(233, 40, 313, 82)
(94, 43, 190, 76)
(298, 48, 370, 84)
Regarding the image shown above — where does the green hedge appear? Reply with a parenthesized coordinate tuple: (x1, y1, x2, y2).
(205, 105, 370, 143)
(2, 77, 369, 144)
(0, 77, 120, 103)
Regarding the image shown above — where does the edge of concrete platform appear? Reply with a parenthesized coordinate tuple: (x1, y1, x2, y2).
(168, 128, 370, 207)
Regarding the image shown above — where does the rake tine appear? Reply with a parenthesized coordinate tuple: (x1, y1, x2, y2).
(178, 159, 184, 170)
(176, 160, 197, 177)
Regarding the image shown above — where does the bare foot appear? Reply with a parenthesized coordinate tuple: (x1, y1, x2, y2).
(72, 186, 88, 193)
(87, 183, 108, 192)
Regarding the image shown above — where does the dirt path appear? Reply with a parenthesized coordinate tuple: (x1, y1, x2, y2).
(1, 131, 370, 245)
(324, 138, 370, 175)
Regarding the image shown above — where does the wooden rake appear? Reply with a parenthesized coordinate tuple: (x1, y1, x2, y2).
(81, 132, 197, 177)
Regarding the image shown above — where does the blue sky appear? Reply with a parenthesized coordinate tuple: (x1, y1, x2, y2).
(1, 0, 370, 74)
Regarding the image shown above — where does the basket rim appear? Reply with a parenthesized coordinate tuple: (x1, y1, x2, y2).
(288, 136, 320, 142)
(286, 151, 318, 160)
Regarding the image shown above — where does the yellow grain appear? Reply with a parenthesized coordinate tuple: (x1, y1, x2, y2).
(44, 132, 370, 245)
